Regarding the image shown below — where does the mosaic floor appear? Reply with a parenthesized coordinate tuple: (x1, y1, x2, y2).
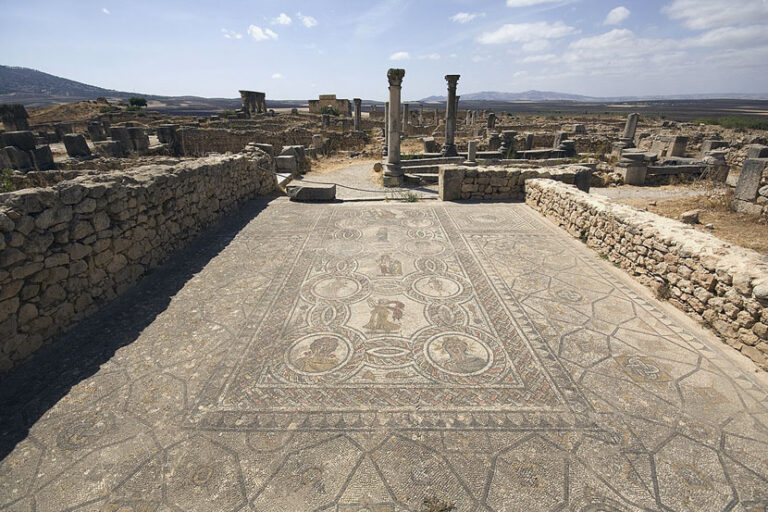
(1, 198, 767, 511)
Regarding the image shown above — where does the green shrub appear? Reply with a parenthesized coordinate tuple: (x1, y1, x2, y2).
(693, 116, 768, 131)
(129, 97, 148, 108)
(0, 168, 15, 193)
(99, 106, 120, 113)
(320, 105, 339, 116)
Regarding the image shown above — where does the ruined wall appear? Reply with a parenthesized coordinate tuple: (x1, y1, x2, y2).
(0, 153, 277, 371)
(439, 165, 590, 201)
(731, 158, 768, 218)
(174, 127, 315, 156)
(526, 179, 768, 370)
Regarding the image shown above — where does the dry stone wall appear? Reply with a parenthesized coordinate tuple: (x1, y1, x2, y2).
(0, 153, 277, 371)
(525, 179, 768, 370)
(439, 165, 591, 201)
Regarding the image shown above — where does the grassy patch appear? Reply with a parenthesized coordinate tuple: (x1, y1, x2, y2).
(0, 168, 16, 193)
(693, 116, 768, 131)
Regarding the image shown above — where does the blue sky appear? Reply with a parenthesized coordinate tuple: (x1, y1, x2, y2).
(2, 0, 767, 100)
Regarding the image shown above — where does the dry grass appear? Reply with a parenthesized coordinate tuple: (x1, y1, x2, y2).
(615, 183, 768, 255)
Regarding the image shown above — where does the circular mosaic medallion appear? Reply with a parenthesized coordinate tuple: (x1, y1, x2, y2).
(325, 240, 363, 257)
(312, 276, 360, 300)
(413, 275, 462, 299)
(287, 333, 351, 375)
(404, 239, 447, 257)
(278, 327, 364, 384)
(404, 272, 471, 305)
(411, 327, 507, 384)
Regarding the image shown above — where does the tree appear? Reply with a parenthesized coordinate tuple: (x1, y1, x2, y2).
(129, 97, 147, 108)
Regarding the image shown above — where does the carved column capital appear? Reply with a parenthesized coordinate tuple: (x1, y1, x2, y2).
(387, 68, 405, 87)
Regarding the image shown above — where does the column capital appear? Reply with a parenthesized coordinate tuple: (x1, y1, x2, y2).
(387, 68, 405, 87)
(353, 98, 362, 104)
(445, 74, 460, 87)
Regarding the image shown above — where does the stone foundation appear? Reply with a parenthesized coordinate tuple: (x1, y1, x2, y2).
(439, 165, 591, 201)
(525, 179, 768, 370)
(0, 152, 277, 371)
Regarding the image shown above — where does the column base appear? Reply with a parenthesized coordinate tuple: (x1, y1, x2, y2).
(382, 175, 404, 187)
(441, 144, 458, 157)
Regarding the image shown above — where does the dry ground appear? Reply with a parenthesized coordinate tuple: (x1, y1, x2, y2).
(604, 183, 768, 255)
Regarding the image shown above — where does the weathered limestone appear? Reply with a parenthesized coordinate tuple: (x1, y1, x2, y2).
(440, 164, 592, 201)
(553, 131, 568, 149)
(94, 140, 124, 158)
(286, 183, 336, 202)
(622, 113, 639, 143)
(403, 103, 410, 134)
(239, 90, 267, 117)
(0, 104, 30, 131)
(63, 134, 91, 158)
(419, 104, 424, 126)
(732, 158, 768, 216)
(617, 160, 648, 185)
(156, 124, 178, 144)
(353, 98, 362, 132)
(465, 140, 478, 165)
(441, 75, 460, 157)
(0, 153, 278, 370)
(2, 146, 33, 170)
(487, 113, 496, 130)
(384, 68, 405, 186)
(701, 140, 729, 157)
(501, 130, 517, 157)
(127, 127, 149, 154)
(29, 145, 54, 171)
(109, 127, 132, 154)
(87, 122, 107, 142)
(745, 144, 768, 159)
(526, 179, 768, 370)
(423, 137, 440, 153)
(2, 131, 36, 151)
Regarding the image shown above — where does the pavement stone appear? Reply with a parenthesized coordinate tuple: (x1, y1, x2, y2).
(1, 194, 767, 511)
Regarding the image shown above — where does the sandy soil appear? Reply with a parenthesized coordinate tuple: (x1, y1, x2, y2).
(604, 183, 768, 255)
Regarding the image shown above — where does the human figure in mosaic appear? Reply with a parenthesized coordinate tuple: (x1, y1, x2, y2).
(440, 337, 487, 374)
(376, 227, 389, 241)
(363, 299, 404, 332)
(294, 337, 341, 373)
(377, 254, 402, 276)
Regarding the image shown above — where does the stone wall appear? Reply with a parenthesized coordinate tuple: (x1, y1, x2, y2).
(525, 179, 768, 370)
(174, 127, 315, 157)
(0, 153, 277, 371)
(439, 165, 590, 201)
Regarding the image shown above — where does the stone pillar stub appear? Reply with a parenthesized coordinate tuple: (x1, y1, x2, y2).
(465, 140, 478, 165)
(385, 68, 405, 185)
(622, 113, 639, 141)
(442, 74, 460, 157)
(353, 98, 362, 132)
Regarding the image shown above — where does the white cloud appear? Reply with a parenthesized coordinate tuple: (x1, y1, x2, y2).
(604, 6, 630, 25)
(685, 25, 768, 48)
(450, 12, 485, 23)
(389, 51, 410, 60)
(472, 55, 490, 62)
(663, 0, 768, 30)
(221, 28, 242, 40)
(102, 7, 110, 14)
(297, 12, 318, 28)
(248, 25, 278, 41)
(478, 21, 578, 44)
(272, 73, 284, 79)
(418, 53, 441, 60)
(272, 13, 292, 25)
(506, 0, 561, 6)
(522, 39, 552, 53)
(520, 53, 558, 63)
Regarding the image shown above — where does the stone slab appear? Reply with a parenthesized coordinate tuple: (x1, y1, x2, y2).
(734, 158, 767, 201)
(285, 183, 336, 201)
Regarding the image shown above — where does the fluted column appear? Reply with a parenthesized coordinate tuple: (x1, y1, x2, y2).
(385, 68, 405, 185)
(353, 98, 362, 132)
(442, 74, 460, 157)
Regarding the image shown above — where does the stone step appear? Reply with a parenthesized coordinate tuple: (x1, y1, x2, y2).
(285, 183, 336, 202)
(400, 165, 440, 174)
(276, 172, 294, 188)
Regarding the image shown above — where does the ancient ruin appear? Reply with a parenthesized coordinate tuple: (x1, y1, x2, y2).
(238, 90, 267, 117)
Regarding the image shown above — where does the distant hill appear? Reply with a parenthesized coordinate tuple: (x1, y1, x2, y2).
(0, 65, 299, 113)
(421, 90, 768, 102)
(421, 90, 597, 102)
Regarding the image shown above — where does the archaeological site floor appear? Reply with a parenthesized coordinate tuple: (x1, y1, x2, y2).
(1, 174, 768, 510)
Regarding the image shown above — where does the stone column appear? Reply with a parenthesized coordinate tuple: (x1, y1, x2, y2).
(465, 140, 478, 166)
(419, 104, 424, 126)
(403, 103, 410, 135)
(622, 113, 639, 141)
(487, 113, 496, 130)
(442, 74, 460, 157)
(385, 69, 405, 185)
(353, 98, 362, 132)
(383, 102, 389, 156)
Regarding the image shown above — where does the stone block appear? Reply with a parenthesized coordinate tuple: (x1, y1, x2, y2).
(254, 143, 274, 156)
(700, 140, 728, 156)
(127, 128, 149, 153)
(63, 134, 91, 158)
(156, 124, 178, 144)
(2, 146, 32, 170)
(109, 127, 132, 152)
(574, 168, 592, 193)
(423, 137, 440, 153)
(439, 167, 465, 201)
(745, 144, 768, 159)
(734, 159, 767, 201)
(94, 141, 124, 158)
(285, 183, 336, 202)
(275, 155, 298, 172)
(1, 131, 36, 151)
(618, 162, 647, 186)
(87, 123, 107, 142)
(30, 145, 54, 170)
